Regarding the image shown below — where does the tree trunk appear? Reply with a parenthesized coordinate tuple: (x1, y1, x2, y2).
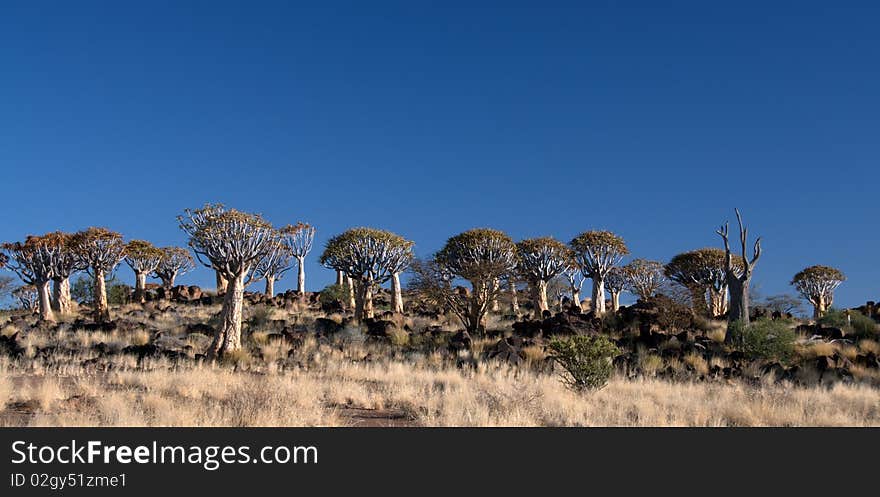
(813, 294, 828, 319)
(264, 275, 275, 297)
(216, 271, 228, 295)
(37, 280, 56, 323)
(490, 278, 500, 312)
(709, 288, 726, 318)
(134, 271, 148, 304)
(571, 289, 581, 310)
(346, 276, 356, 310)
(52, 277, 72, 314)
(726, 276, 749, 327)
(296, 256, 306, 295)
(354, 281, 375, 321)
(93, 270, 110, 323)
(611, 290, 621, 312)
(209, 273, 244, 358)
(336, 270, 344, 286)
(509, 281, 519, 314)
(591, 277, 606, 315)
(391, 272, 404, 314)
(468, 281, 486, 335)
(534, 280, 549, 317)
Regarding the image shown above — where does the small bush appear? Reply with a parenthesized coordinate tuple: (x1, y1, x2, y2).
(848, 312, 878, 338)
(548, 335, 620, 391)
(729, 319, 796, 363)
(818, 309, 878, 338)
(319, 284, 349, 306)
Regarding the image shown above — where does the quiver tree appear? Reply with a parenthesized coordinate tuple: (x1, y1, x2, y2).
(622, 258, 665, 301)
(42, 231, 85, 314)
(791, 265, 845, 319)
(284, 222, 316, 295)
(179, 204, 279, 358)
(2, 235, 62, 322)
(124, 240, 163, 304)
(604, 267, 627, 312)
(716, 209, 762, 327)
(516, 237, 571, 317)
(425, 228, 517, 334)
(252, 235, 293, 297)
(320, 228, 413, 321)
(13, 285, 38, 314)
(562, 260, 586, 310)
(71, 228, 126, 322)
(664, 248, 742, 318)
(152, 247, 195, 292)
(570, 230, 629, 315)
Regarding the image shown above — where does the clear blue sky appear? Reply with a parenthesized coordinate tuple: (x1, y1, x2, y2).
(1, 1, 877, 307)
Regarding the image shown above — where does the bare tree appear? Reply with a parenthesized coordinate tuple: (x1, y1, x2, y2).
(604, 267, 627, 312)
(180, 204, 280, 357)
(716, 209, 762, 327)
(516, 237, 571, 317)
(283, 222, 315, 295)
(71, 228, 126, 323)
(124, 240, 163, 304)
(152, 247, 195, 292)
(419, 229, 517, 335)
(791, 265, 845, 319)
(622, 258, 665, 301)
(320, 228, 413, 321)
(2, 235, 61, 322)
(12, 285, 38, 314)
(570, 231, 629, 315)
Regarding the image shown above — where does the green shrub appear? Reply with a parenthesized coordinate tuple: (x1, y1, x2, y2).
(548, 335, 620, 391)
(817, 309, 848, 328)
(319, 284, 350, 306)
(817, 309, 878, 338)
(728, 319, 796, 363)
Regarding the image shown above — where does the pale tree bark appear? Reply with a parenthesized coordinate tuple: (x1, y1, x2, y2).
(93, 270, 110, 323)
(572, 290, 581, 309)
(216, 271, 228, 295)
(336, 270, 345, 286)
(811, 295, 829, 320)
(296, 256, 306, 295)
(264, 275, 275, 297)
(709, 287, 726, 318)
(209, 273, 244, 358)
(37, 280, 56, 323)
(509, 280, 519, 314)
(354, 282, 375, 321)
(490, 278, 500, 312)
(52, 277, 73, 314)
(533, 280, 549, 317)
(133, 272, 148, 304)
(346, 275, 356, 310)
(610, 290, 621, 312)
(391, 272, 404, 314)
(591, 278, 606, 315)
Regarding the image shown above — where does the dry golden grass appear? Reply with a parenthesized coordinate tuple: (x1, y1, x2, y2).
(1, 335, 878, 427)
(1, 304, 878, 427)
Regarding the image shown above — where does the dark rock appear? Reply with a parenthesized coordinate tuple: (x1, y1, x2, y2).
(485, 337, 524, 365)
(448, 330, 472, 352)
(314, 317, 343, 335)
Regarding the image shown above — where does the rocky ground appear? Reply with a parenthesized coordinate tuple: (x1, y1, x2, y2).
(0, 285, 878, 426)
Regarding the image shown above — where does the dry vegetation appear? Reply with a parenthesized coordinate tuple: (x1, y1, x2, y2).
(1, 302, 878, 427)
